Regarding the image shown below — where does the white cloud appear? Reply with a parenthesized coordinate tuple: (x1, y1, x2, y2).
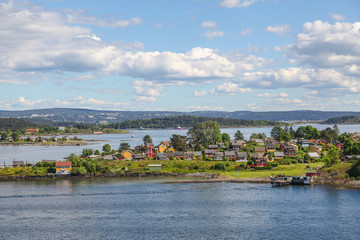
(201, 21, 217, 28)
(0, 96, 128, 110)
(264, 24, 291, 35)
(194, 90, 208, 97)
(133, 81, 163, 97)
(240, 28, 252, 36)
(257, 92, 288, 98)
(210, 82, 252, 95)
(330, 13, 345, 21)
(219, 0, 258, 8)
(154, 23, 163, 29)
(284, 21, 360, 70)
(204, 31, 225, 39)
(185, 106, 224, 111)
(134, 96, 157, 102)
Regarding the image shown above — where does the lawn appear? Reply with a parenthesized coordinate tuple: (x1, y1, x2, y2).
(223, 162, 325, 178)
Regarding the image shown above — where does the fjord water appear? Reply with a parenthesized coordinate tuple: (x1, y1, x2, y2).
(0, 178, 359, 240)
(1, 124, 360, 164)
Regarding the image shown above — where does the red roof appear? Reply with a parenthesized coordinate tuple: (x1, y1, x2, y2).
(56, 161, 72, 167)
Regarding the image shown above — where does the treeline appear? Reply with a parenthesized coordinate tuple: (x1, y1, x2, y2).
(323, 116, 360, 124)
(0, 118, 42, 132)
(104, 115, 287, 129)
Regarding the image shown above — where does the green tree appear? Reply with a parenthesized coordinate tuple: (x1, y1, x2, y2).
(194, 142, 202, 151)
(94, 150, 100, 155)
(271, 126, 284, 142)
(143, 135, 153, 145)
(11, 131, 20, 141)
(234, 130, 244, 140)
(102, 144, 111, 154)
(81, 148, 93, 157)
(119, 143, 130, 151)
(187, 121, 221, 147)
(1, 132, 8, 141)
(324, 147, 340, 167)
(170, 134, 187, 151)
(222, 133, 230, 143)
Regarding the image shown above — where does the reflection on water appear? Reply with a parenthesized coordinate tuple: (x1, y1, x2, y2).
(0, 178, 359, 240)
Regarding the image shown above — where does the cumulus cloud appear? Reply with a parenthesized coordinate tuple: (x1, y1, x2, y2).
(204, 31, 225, 39)
(219, 0, 258, 8)
(264, 24, 291, 35)
(257, 92, 288, 98)
(185, 106, 224, 111)
(284, 20, 360, 70)
(240, 28, 252, 36)
(201, 21, 217, 28)
(134, 96, 157, 102)
(194, 90, 208, 97)
(0, 96, 128, 110)
(210, 82, 252, 95)
(330, 13, 345, 21)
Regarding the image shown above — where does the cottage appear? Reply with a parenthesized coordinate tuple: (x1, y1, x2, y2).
(254, 147, 265, 154)
(236, 152, 248, 162)
(315, 139, 326, 145)
(224, 151, 236, 160)
(103, 155, 114, 160)
(216, 142, 226, 149)
(193, 151, 203, 160)
(284, 147, 296, 156)
(158, 144, 167, 153)
(133, 154, 145, 161)
(145, 148, 156, 159)
(204, 149, 218, 157)
(160, 141, 171, 147)
(208, 145, 219, 150)
(273, 152, 285, 159)
(310, 144, 322, 154)
(297, 139, 310, 148)
(12, 160, 24, 167)
(55, 161, 72, 175)
(149, 164, 162, 171)
(252, 139, 264, 145)
(157, 153, 167, 160)
(25, 129, 38, 134)
(214, 152, 224, 160)
(265, 143, 276, 152)
(333, 141, 343, 150)
(121, 150, 133, 160)
(174, 151, 184, 159)
(307, 152, 320, 159)
(184, 152, 194, 160)
(249, 152, 260, 159)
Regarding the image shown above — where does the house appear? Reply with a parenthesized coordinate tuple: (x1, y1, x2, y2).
(149, 164, 162, 171)
(254, 147, 265, 154)
(252, 139, 264, 145)
(288, 142, 299, 151)
(157, 153, 167, 160)
(158, 144, 167, 153)
(25, 129, 38, 134)
(208, 145, 219, 150)
(284, 147, 297, 156)
(254, 155, 268, 166)
(121, 150, 133, 160)
(133, 154, 145, 161)
(249, 152, 260, 159)
(216, 142, 226, 149)
(145, 148, 156, 159)
(146, 143, 155, 149)
(204, 149, 218, 157)
(224, 151, 236, 160)
(214, 152, 224, 160)
(297, 139, 310, 148)
(55, 161, 72, 175)
(193, 151, 203, 160)
(315, 139, 326, 145)
(103, 155, 114, 160)
(232, 140, 246, 149)
(310, 144, 322, 154)
(58, 126, 66, 131)
(174, 151, 184, 159)
(274, 152, 285, 159)
(184, 152, 194, 160)
(307, 152, 320, 159)
(265, 143, 276, 152)
(236, 152, 248, 162)
(12, 160, 24, 167)
(160, 141, 171, 147)
(333, 141, 343, 150)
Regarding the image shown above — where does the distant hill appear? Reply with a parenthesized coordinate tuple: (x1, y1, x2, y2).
(0, 108, 360, 123)
(0, 118, 43, 132)
(322, 116, 360, 124)
(104, 115, 287, 129)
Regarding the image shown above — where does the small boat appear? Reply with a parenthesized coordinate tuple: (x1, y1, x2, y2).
(131, 134, 135, 138)
(139, 126, 144, 130)
(174, 124, 183, 130)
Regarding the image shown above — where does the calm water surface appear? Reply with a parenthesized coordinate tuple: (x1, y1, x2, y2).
(1, 124, 359, 164)
(0, 178, 359, 239)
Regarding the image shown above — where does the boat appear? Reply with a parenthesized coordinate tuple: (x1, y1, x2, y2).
(174, 124, 183, 130)
(139, 126, 144, 130)
(131, 134, 135, 138)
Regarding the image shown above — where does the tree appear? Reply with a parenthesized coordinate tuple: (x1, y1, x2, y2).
(1, 132, 8, 141)
(143, 135, 152, 145)
(198, 121, 222, 146)
(194, 142, 202, 151)
(222, 133, 230, 143)
(11, 131, 20, 141)
(81, 148, 93, 157)
(119, 143, 130, 151)
(324, 147, 340, 167)
(94, 150, 100, 155)
(102, 144, 111, 153)
(271, 126, 284, 142)
(234, 130, 244, 140)
(170, 134, 187, 151)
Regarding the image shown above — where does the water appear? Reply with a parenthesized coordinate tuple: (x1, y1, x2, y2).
(0, 178, 359, 239)
(1, 124, 359, 164)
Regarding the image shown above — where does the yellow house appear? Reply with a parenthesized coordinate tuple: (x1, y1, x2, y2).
(158, 144, 167, 153)
(167, 147, 175, 153)
(55, 161, 72, 175)
(121, 150, 133, 160)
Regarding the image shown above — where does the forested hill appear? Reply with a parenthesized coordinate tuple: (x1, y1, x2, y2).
(0, 118, 42, 132)
(104, 115, 288, 129)
(323, 116, 360, 124)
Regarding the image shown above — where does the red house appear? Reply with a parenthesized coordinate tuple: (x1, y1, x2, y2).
(145, 148, 156, 159)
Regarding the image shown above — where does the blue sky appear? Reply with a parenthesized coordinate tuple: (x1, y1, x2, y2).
(0, 0, 359, 111)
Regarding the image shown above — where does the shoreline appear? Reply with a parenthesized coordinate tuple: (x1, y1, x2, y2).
(0, 172, 359, 189)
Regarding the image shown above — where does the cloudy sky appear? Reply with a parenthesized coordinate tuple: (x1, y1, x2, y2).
(0, 0, 359, 111)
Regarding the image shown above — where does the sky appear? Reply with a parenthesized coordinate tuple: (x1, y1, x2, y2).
(0, 0, 360, 112)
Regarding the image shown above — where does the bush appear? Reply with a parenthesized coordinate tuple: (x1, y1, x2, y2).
(270, 162, 279, 168)
(254, 166, 272, 170)
(291, 160, 298, 164)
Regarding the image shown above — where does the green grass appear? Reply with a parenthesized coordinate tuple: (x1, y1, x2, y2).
(223, 162, 324, 178)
